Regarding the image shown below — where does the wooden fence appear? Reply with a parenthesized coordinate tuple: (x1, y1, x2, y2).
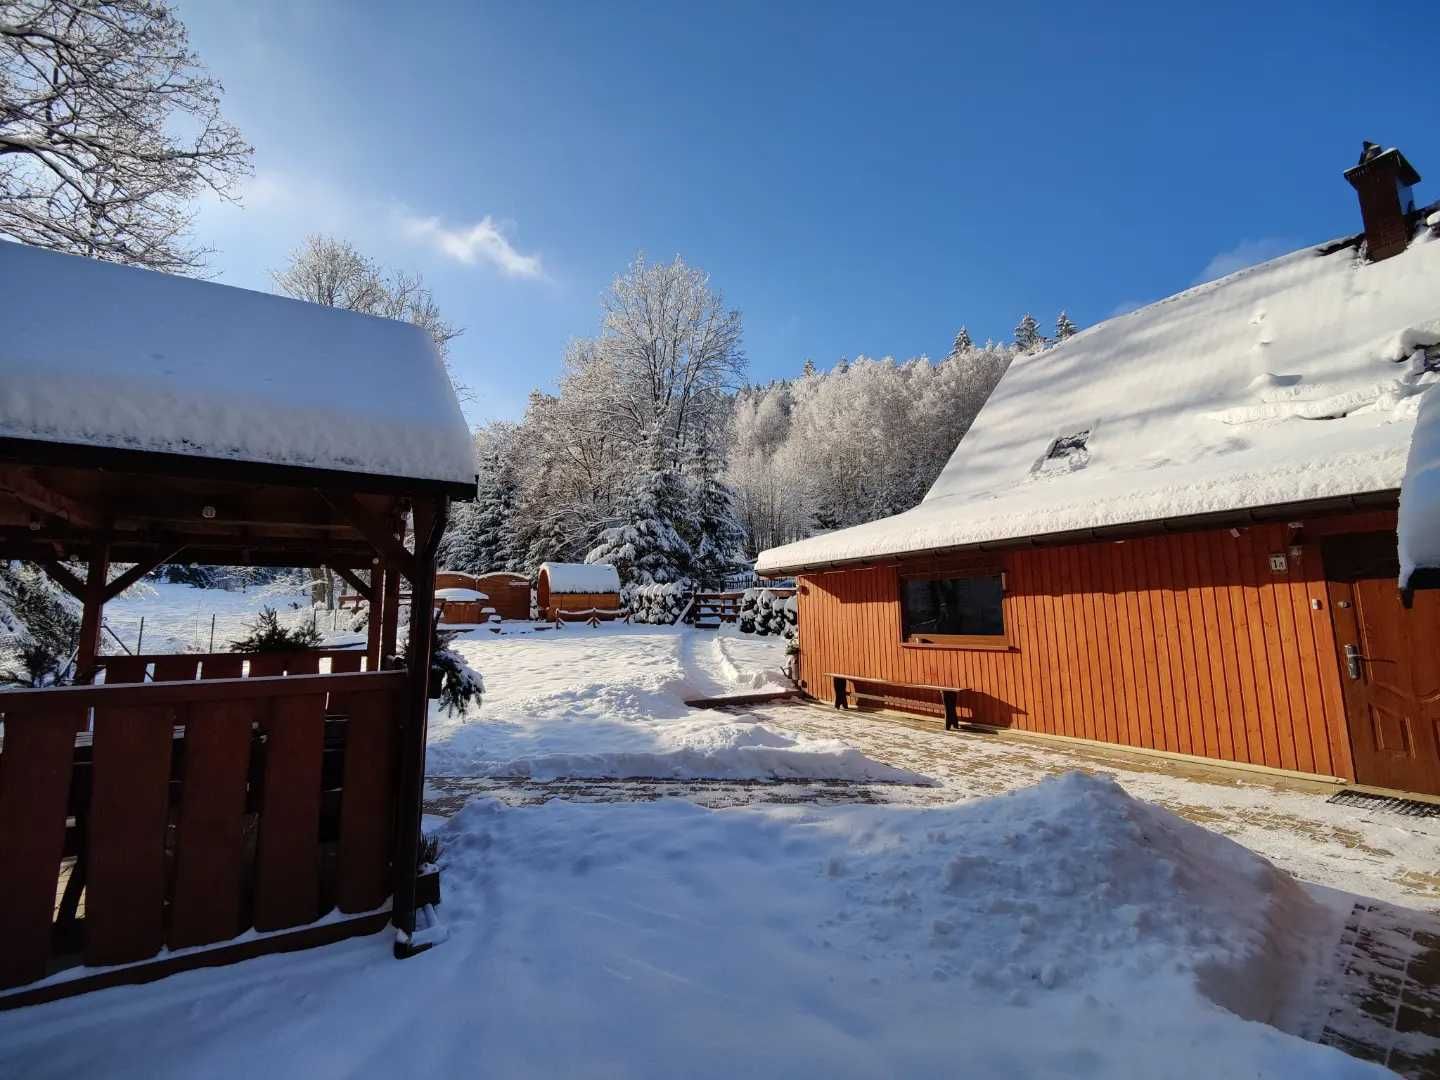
(0, 668, 407, 994)
(93, 648, 373, 683)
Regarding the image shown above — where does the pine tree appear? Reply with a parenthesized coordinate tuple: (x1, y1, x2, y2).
(685, 442, 747, 589)
(437, 499, 488, 574)
(0, 562, 80, 686)
(1055, 310, 1079, 341)
(585, 431, 695, 586)
(834, 357, 850, 374)
(801, 358, 817, 377)
(951, 326, 973, 355)
(471, 448, 521, 570)
(1014, 313, 1043, 353)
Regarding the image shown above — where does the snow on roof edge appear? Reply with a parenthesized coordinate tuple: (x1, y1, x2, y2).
(1, 241, 477, 488)
(541, 562, 622, 593)
(757, 228, 1440, 575)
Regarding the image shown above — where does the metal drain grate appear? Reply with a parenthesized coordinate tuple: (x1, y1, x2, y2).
(1328, 789, 1440, 818)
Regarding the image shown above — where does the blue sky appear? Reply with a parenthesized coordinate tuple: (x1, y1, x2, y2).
(183, 1, 1437, 427)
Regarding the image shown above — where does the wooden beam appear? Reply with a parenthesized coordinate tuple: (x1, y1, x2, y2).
(319, 492, 415, 582)
(366, 566, 385, 670)
(37, 558, 86, 601)
(75, 546, 109, 684)
(0, 466, 99, 529)
(393, 496, 448, 954)
(103, 546, 186, 603)
(331, 565, 373, 604)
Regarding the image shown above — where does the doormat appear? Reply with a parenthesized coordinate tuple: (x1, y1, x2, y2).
(1327, 789, 1440, 818)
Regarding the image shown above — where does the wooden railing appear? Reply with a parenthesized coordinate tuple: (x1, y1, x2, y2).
(689, 588, 797, 625)
(93, 648, 372, 683)
(0, 669, 407, 992)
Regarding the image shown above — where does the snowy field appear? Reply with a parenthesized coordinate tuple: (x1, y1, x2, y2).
(102, 581, 361, 654)
(0, 621, 1417, 1078)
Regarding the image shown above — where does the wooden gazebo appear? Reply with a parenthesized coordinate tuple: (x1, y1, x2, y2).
(0, 244, 476, 1005)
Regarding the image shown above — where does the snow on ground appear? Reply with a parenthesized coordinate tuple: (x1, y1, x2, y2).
(748, 701, 1440, 912)
(102, 581, 362, 654)
(0, 772, 1384, 1079)
(0, 623, 1424, 1077)
(427, 623, 917, 783)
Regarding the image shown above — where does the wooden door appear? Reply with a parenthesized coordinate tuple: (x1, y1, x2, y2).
(1325, 533, 1440, 795)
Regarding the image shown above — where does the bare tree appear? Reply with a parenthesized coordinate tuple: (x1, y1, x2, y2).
(0, 0, 252, 272)
(596, 253, 746, 446)
(273, 234, 464, 364)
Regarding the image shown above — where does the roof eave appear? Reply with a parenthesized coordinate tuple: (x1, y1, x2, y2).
(756, 490, 1399, 577)
(0, 436, 478, 501)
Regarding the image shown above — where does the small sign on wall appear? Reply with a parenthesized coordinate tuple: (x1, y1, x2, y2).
(1268, 553, 1288, 573)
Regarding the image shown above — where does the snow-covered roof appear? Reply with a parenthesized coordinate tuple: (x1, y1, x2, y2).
(0, 242, 475, 487)
(758, 229, 1440, 574)
(541, 562, 621, 594)
(1399, 382, 1440, 589)
(435, 587, 489, 602)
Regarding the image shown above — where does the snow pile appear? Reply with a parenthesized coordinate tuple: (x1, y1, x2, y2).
(0, 772, 1375, 1079)
(873, 772, 1335, 1027)
(539, 561, 620, 594)
(1400, 381, 1440, 588)
(474, 716, 928, 783)
(759, 230, 1440, 572)
(0, 242, 474, 485)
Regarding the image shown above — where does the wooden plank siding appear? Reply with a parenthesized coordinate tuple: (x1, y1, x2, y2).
(795, 518, 1372, 780)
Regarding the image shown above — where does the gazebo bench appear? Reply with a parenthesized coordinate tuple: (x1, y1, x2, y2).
(826, 672, 968, 731)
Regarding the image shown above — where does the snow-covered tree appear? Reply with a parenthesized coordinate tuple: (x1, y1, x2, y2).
(273, 235, 463, 362)
(685, 441, 747, 589)
(0, 0, 252, 273)
(802, 358, 817, 377)
(1014, 313, 1043, 352)
(585, 431, 695, 586)
(0, 561, 79, 686)
(1056, 311, 1079, 341)
(951, 326, 973, 355)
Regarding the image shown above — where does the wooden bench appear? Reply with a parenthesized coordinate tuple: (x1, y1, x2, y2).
(827, 672, 967, 731)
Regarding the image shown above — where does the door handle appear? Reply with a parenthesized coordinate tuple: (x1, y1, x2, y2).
(1343, 643, 1365, 680)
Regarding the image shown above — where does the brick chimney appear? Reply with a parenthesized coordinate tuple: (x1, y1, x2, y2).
(1344, 141, 1421, 261)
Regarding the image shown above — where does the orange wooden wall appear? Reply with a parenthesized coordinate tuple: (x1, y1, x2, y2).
(794, 516, 1395, 781)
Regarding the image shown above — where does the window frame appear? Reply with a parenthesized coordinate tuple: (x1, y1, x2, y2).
(897, 564, 1010, 650)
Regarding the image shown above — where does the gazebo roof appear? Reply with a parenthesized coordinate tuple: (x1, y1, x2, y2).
(0, 242, 475, 494)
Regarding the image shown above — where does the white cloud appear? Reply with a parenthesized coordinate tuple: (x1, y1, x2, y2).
(1194, 238, 1295, 285)
(401, 215, 543, 279)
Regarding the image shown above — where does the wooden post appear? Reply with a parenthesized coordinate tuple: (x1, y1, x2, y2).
(380, 564, 400, 667)
(393, 497, 447, 956)
(366, 566, 385, 672)
(75, 546, 110, 684)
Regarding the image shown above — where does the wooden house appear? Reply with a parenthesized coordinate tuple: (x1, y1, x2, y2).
(434, 570, 493, 624)
(470, 571, 533, 621)
(536, 562, 622, 621)
(757, 145, 1440, 798)
(0, 243, 475, 1004)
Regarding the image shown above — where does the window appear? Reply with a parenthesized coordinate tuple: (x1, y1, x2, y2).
(900, 571, 1006, 646)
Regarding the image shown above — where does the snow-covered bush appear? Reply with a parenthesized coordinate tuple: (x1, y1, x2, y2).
(738, 588, 796, 642)
(627, 581, 693, 625)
